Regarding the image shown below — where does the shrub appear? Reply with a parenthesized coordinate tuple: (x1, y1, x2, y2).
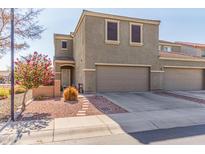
(0, 87, 10, 99)
(15, 86, 26, 94)
(34, 95, 50, 101)
(63, 86, 78, 101)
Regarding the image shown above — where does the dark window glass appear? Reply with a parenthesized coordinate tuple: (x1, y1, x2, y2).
(62, 41, 67, 49)
(131, 25, 141, 43)
(107, 22, 118, 41)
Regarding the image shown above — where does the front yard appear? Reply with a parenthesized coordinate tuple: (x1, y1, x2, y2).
(0, 89, 32, 122)
(17, 95, 127, 121)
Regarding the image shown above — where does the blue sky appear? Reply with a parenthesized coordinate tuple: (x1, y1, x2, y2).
(1, 8, 205, 70)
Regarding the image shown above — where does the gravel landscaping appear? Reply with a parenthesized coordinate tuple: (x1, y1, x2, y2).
(18, 95, 128, 121)
(0, 90, 32, 122)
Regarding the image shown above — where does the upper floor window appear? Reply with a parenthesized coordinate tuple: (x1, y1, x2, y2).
(163, 46, 172, 52)
(158, 45, 161, 51)
(105, 19, 120, 44)
(130, 23, 143, 46)
(61, 40, 68, 49)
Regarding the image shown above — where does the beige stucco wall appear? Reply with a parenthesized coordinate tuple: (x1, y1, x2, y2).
(150, 72, 164, 90)
(73, 17, 86, 88)
(33, 86, 54, 98)
(54, 38, 73, 59)
(84, 16, 160, 69)
(160, 59, 205, 68)
(83, 15, 160, 92)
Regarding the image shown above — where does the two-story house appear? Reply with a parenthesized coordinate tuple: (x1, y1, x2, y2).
(53, 10, 205, 96)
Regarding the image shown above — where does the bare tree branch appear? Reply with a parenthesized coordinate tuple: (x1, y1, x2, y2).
(0, 8, 45, 59)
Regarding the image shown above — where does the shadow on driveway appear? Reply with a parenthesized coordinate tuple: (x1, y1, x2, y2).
(129, 124, 205, 144)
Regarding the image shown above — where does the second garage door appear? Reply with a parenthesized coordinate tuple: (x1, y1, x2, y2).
(164, 68, 204, 90)
(96, 66, 149, 92)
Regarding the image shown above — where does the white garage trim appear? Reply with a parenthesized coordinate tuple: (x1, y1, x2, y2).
(95, 63, 151, 67)
(150, 70, 165, 73)
(164, 65, 205, 69)
(159, 57, 205, 62)
(83, 69, 96, 72)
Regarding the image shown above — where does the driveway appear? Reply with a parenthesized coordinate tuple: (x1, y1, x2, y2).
(102, 92, 205, 134)
(103, 92, 205, 112)
(171, 90, 205, 100)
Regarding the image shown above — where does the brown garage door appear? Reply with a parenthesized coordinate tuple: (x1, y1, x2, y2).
(164, 68, 204, 90)
(96, 66, 149, 92)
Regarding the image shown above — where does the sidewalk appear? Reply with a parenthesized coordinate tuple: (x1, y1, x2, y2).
(0, 114, 125, 144)
(2, 107, 205, 144)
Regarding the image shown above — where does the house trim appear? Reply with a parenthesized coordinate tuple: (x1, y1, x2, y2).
(129, 22, 143, 46)
(150, 70, 165, 73)
(164, 65, 205, 69)
(83, 69, 96, 72)
(54, 34, 73, 40)
(74, 10, 160, 35)
(159, 42, 181, 47)
(54, 60, 75, 64)
(159, 57, 205, 62)
(95, 63, 151, 67)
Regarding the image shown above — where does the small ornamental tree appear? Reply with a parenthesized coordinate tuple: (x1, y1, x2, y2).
(15, 51, 54, 110)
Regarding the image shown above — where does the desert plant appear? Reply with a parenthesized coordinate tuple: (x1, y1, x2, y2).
(63, 86, 78, 101)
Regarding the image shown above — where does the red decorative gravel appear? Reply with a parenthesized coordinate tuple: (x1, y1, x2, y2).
(154, 91, 205, 105)
(17, 95, 127, 121)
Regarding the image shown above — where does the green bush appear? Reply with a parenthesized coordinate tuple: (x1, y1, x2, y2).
(0, 87, 10, 99)
(15, 86, 26, 94)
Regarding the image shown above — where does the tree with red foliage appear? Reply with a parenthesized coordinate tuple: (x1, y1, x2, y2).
(15, 51, 54, 110)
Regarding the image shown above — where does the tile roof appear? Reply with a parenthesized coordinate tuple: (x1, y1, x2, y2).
(159, 51, 205, 60)
(175, 42, 205, 49)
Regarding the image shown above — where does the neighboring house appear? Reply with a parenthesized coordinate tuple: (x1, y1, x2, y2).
(159, 40, 205, 57)
(0, 70, 10, 84)
(159, 40, 181, 53)
(175, 41, 205, 57)
(53, 10, 205, 96)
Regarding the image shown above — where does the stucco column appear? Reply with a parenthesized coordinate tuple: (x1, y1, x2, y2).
(150, 70, 164, 91)
(54, 80, 61, 97)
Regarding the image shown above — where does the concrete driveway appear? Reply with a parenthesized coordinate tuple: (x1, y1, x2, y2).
(171, 90, 205, 100)
(102, 92, 205, 134)
(103, 92, 205, 112)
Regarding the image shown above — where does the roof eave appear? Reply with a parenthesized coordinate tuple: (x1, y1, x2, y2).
(74, 10, 161, 36)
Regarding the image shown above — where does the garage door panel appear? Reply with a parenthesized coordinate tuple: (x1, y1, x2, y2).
(97, 66, 149, 92)
(164, 68, 204, 90)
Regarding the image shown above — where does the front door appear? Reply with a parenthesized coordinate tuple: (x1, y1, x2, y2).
(61, 68, 71, 89)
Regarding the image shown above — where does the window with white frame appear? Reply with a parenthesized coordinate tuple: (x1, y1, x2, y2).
(158, 45, 161, 51)
(163, 46, 172, 52)
(105, 19, 119, 44)
(130, 23, 143, 45)
(61, 40, 68, 49)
